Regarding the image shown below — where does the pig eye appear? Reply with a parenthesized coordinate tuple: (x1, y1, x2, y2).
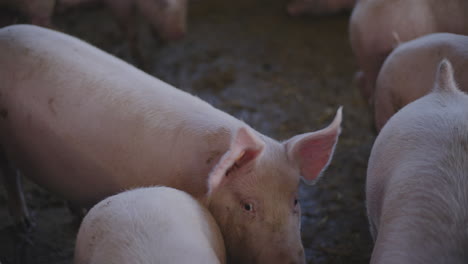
(243, 203, 253, 212)
(294, 198, 299, 206)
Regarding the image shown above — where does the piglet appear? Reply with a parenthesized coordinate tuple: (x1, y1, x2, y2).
(366, 59, 468, 263)
(0, 25, 342, 264)
(74, 186, 226, 264)
(349, 0, 468, 103)
(374, 33, 468, 131)
(287, 0, 355, 16)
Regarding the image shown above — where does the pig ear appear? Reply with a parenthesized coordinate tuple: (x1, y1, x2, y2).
(434, 59, 460, 93)
(207, 127, 265, 195)
(285, 107, 342, 184)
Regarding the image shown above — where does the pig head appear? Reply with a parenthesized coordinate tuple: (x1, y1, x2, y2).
(205, 108, 342, 264)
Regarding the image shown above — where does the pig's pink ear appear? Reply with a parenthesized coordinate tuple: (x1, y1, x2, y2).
(207, 127, 265, 195)
(285, 107, 342, 184)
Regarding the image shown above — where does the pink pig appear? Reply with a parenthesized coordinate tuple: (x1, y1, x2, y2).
(0, 25, 342, 264)
(75, 187, 226, 264)
(58, 0, 187, 65)
(374, 33, 468, 131)
(349, 0, 468, 104)
(367, 59, 468, 263)
(58, 0, 187, 41)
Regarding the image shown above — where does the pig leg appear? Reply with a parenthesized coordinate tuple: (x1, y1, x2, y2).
(105, 0, 147, 69)
(0, 152, 33, 232)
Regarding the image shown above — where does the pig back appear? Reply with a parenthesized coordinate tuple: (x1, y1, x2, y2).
(74, 186, 226, 264)
(0, 25, 243, 206)
(374, 33, 468, 130)
(367, 87, 468, 257)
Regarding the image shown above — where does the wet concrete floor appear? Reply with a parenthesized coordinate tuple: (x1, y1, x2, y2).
(0, 0, 374, 263)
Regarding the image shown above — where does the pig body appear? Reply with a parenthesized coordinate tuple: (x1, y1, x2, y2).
(366, 60, 468, 263)
(74, 186, 226, 264)
(287, 0, 355, 16)
(374, 33, 468, 131)
(0, 0, 55, 26)
(349, 0, 468, 103)
(0, 24, 230, 207)
(0, 25, 343, 264)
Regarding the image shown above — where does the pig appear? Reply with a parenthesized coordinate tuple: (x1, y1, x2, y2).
(57, 0, 188, 66)
(366, 59, 468, 263)
(374, 33, 468, 131)
(0, 0, 56, 27)
(287, 0, 356, 16)
(74, 186, 226, 264)
(0, 24, 343, 264)
(58, 0, 187, 41)
(349, 0, 468, 104)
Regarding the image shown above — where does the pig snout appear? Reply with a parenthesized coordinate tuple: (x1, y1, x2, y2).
(158, 22, 186, 41)
(137, 0, 188, 41)
(155, 9, 187, 41)
(257, 237, 306, 264)
(253, 218, 306, 264)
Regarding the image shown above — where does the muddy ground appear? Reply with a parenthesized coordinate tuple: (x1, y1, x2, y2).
(0, 0, 375, 263)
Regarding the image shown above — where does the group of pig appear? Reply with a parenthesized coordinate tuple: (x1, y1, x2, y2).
(0, 0, 356, 67)
(0, 21, 342, 264)
(0, 0, 355, 45)
(1, 0, 468, 263)
(350, 0, 468, 263)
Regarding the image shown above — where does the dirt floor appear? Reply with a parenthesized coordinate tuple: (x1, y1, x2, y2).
(0, 0, 375, 263)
